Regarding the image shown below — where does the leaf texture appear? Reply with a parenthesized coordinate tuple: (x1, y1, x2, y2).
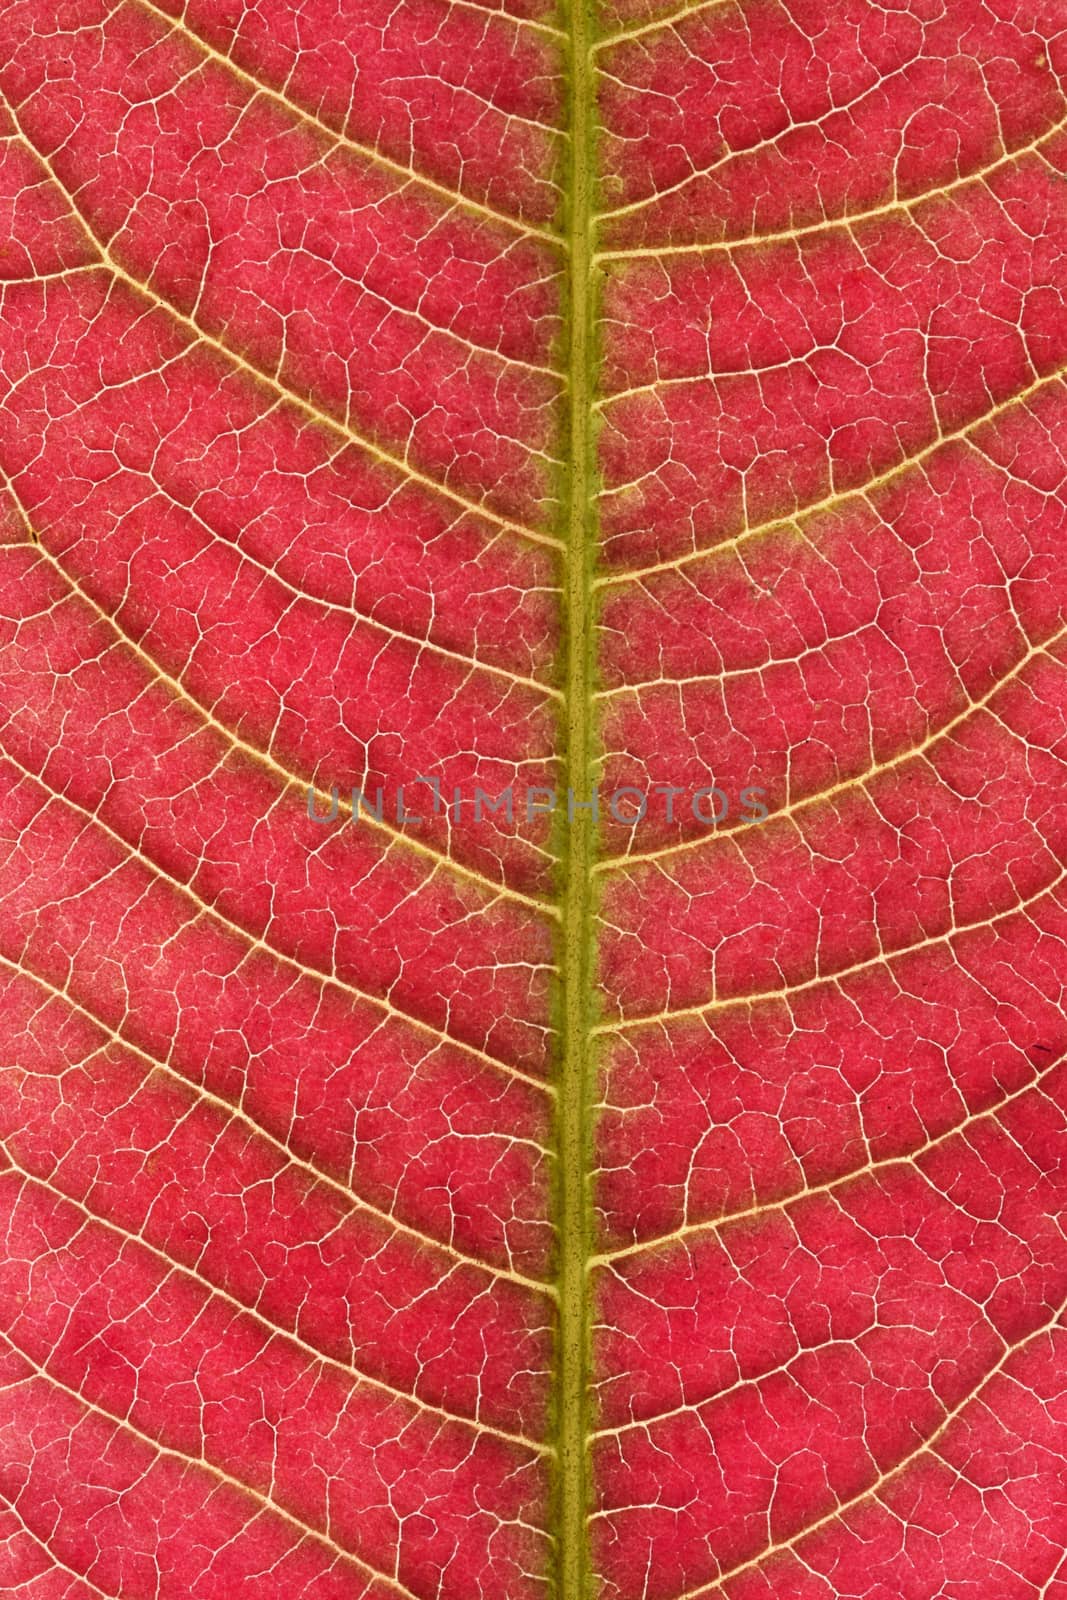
(0, 1, 1065, 1598)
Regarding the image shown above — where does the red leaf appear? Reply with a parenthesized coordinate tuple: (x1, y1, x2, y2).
(0, 0, 1064, 1596)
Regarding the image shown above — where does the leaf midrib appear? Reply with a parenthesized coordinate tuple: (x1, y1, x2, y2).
(555, 0, 599, 1595)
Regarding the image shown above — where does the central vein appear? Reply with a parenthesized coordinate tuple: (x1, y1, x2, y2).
(555, 1, 598, 1595)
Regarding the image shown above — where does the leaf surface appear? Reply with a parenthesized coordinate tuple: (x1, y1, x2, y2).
(0, 1, 1065, 1597)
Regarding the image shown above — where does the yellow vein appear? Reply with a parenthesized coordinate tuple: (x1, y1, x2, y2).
(0, 943, 553, 1294)
(553, 1, 600, 1596)
(3, 736, 556, 1127)
(442, 0, 567, 37)
(0, 1151, 552, 1453)
(0, 744, 552, 1103)
(0, 260, 98, 286)
(0, 724, 554, 1099)
(0, 98, 564, 554)
(592, 0, 735, 52)
(594, 583, 930, 693)
(592, 1046, 1065, 1269)
(3, 479, 559, 921)
(594, 362, 1067, 588)
(134, 0, 566, 247)
(1038, 1551, 1067, 1599)
(150, 475, 563, 700)
(0, 1323, 430, 1600)
(589, 1329, 864, 1446)
(595, 862, 1067, 1036)
(0, 716, 550, 1100)
(596, 58, 921, 224)
(597, 620, 1067, 873)
(596, 108, 1067, 257)
(672, 1294, 1067, 1599)
(595, 344, 837, 406)
(0, 1490, 117, 1600)
(2, 285, 564, 702)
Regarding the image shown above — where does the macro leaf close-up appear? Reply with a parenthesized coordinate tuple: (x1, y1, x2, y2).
(0, 0, 1065, 1595)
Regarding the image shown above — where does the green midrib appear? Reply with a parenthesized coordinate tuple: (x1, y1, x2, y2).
(555, 1, 598, 1595)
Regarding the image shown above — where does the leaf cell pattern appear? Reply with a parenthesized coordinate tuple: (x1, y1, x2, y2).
(0, 0, 1065, 1597)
